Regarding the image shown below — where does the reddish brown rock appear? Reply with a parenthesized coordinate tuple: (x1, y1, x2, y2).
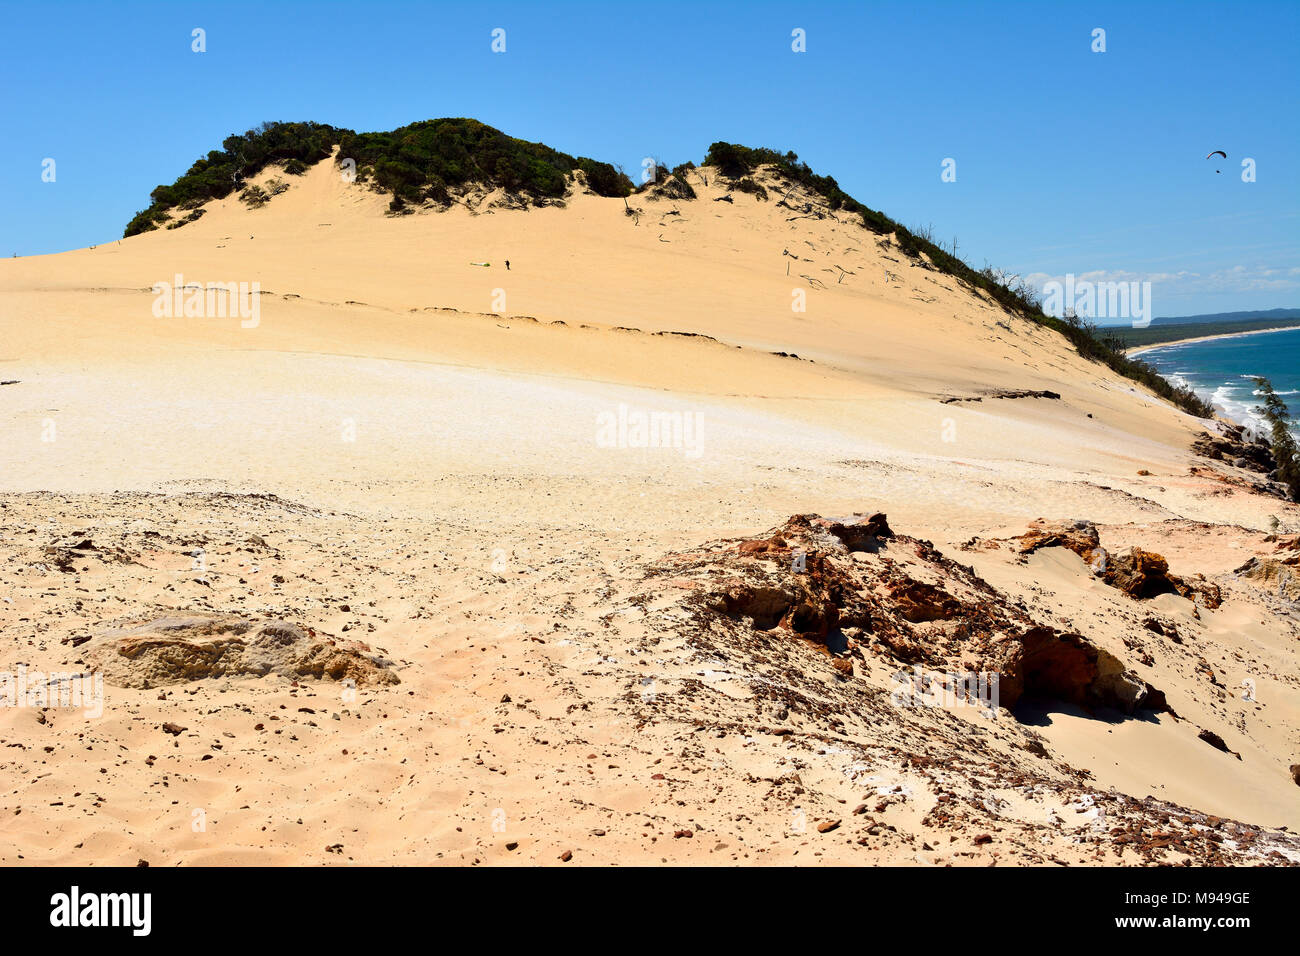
(994, 627, 1151, 713)
(670, 512, 1163, 716)
(1014, 519, 1104, 567)
(888, 579, 962, 623)
(1011, 522, 1221, 609)
(1106, 548, 1178, 600)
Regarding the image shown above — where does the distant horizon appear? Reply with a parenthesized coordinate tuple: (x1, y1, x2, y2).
(3, 0, 1297, 316)
(1095, 306, 1300, 327)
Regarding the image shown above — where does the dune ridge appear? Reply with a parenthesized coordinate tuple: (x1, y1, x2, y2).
(1, 148, 1296, 866)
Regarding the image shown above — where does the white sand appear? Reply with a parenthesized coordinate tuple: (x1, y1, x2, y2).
(1, 157, 1296, 865)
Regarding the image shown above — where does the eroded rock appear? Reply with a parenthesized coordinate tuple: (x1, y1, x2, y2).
(1234, 540, 1300, 602)
(83, 613, 399, 689)
(1010, 519, 1221, 608)
(672, 512, 1160, 716)
(1192, 425, 1274, 473)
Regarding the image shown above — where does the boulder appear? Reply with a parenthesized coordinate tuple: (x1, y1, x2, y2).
(1106, 548, 1178, 600)
(83, 613, 399, 689)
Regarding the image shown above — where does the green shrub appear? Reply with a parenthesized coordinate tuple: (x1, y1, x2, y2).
(577, 158, 633, 197)
(634, 159, 696, 201)
(703, 142, 761, 178)
(338, 118, 632, 207)
(423, 174, 450, 205)
(657, 174, 696, 200)
(123, 121, 341, 236)
(165, 208, 206, 230)
(125, 118, 635, 234)
(1252, 377, 1300, 500)
(239, 185, 269, 207)
(123, 206, 170, 236)
(731, 177, 768, 201)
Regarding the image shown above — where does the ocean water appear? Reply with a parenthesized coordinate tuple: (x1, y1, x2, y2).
(1138, 326, 1300, 437)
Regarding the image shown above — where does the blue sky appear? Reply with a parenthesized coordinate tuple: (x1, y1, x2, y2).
(2, 0, 1296, 317)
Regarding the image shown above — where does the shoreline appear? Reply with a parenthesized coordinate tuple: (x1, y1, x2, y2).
(1125, 323, 1300, 358)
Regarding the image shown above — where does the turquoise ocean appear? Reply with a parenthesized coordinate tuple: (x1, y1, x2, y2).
(1136, 326, 1300, 437)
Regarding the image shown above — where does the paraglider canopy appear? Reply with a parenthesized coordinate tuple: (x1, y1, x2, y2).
(1206, 150, 1227, 159)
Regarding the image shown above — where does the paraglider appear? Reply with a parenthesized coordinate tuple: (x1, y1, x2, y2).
(1206, 149, 1226, 173)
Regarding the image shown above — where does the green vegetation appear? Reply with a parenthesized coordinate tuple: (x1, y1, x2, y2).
(1103, 318, 1300, 350)
(126, 207, 171, 235)
(164, 208, 205, 230)
(1251, 377, 1300, 500)
(335, 118, 632, 210)
(659, 174, 697, 200)
(125, 121, 341, 236)
(636, 160, 697, 200)
(237, 178, 288, 207)
(702, 141, 1215, 419)
(576, 157, 633, 198)
(125, 118, 632, 234)
(730, 177, 768, 201)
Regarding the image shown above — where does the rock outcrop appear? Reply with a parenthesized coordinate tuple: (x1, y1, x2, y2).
(1009, 519, 1222, 608)
(1192, 424, 1274, 474)
(1014, 518, 1106, 569)
(1234, 536, 1300, 603)
(663, 512, 1162, 714)
(83, 613, 400, 689)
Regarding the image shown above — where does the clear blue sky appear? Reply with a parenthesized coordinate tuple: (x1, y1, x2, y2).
(2, 0, 1296, 317)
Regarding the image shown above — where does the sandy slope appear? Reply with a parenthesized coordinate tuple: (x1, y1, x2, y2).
(0, 155, 1296, 865)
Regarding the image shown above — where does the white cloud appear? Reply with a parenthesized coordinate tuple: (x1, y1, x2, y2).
(1028, 265, 1300, 298)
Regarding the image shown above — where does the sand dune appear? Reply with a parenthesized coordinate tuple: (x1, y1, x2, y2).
(1, 155, 1296, 865)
